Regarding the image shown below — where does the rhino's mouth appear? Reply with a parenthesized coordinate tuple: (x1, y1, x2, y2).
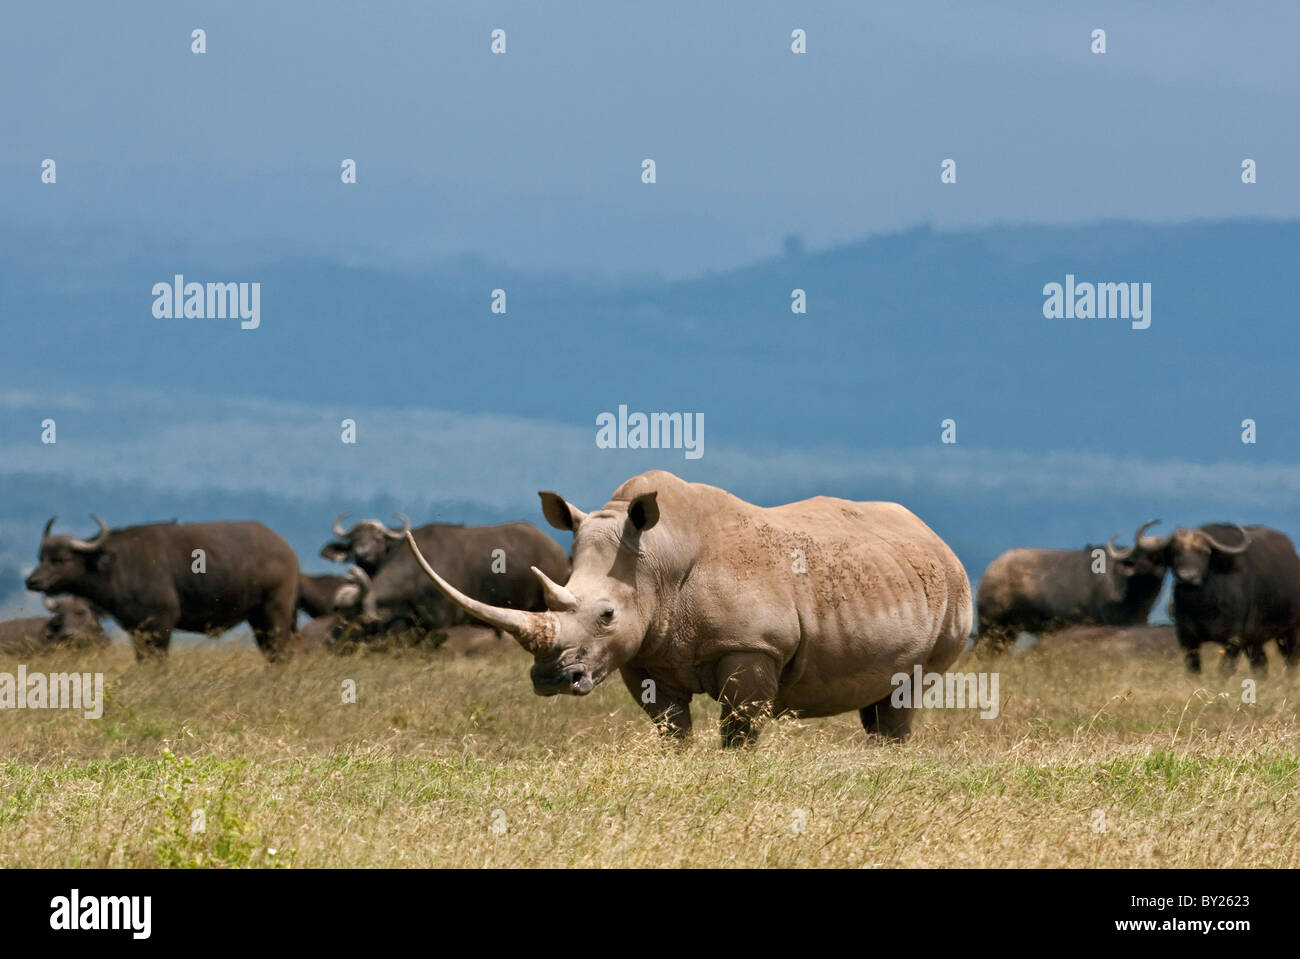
(530, 659, 597, 696)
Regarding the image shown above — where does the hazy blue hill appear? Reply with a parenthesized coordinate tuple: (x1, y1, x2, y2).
(4, 218, 1296, 462)
(4, 218, 1299, 621)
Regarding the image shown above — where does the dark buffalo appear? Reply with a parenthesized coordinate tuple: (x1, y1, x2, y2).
(24, 516, 299, 661)
(0, 595, 109, 653)
(1168, 523, 1300, 675)
(294, 568, 375, 652)
(336, 521, 569, 636)
(297, 572, 351, 618)
(320, 514, 411, 575)
(976, 520, 1170, 649)
(298, 614, 346, 652)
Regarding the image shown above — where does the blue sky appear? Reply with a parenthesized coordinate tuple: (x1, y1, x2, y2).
(2, 1, 1297, 276)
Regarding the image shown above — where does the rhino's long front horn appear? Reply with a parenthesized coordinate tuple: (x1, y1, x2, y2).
(68, 515, 109, 552)
(533, 566, 577, 612)
(405, 531, 556, 652)
(332, 513, 352, 538)
(42, 517, 56, 542)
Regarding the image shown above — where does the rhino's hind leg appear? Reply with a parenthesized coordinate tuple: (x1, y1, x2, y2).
(859, 695, 914, 742)
(715, 652, 779, 748)
(619, 666, 693, 740)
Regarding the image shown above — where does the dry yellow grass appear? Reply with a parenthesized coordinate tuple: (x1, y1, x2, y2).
(1, 628, 1297, 867)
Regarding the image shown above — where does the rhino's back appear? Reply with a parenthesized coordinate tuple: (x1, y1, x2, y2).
(696, 495, 972, 717)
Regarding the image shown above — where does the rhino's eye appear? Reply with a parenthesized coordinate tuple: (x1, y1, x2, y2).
(598, 606, 615, 623)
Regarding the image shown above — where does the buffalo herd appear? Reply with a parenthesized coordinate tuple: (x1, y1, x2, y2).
(5, 470, 1300, 745)
(977, 519, 1300, 675)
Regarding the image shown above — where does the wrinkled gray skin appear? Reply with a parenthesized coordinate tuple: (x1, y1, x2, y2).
(0, 595, 109, 653)
(976, 521, 1170, 649)
(337, 522, 570, 635)
(407, 470, 972, 746)
(320, 514, 411, 575)
(1167, 523, 1300, 676)
(25, 516, 299, 661)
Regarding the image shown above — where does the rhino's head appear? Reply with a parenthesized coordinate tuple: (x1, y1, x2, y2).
(406, 488, 661, 696)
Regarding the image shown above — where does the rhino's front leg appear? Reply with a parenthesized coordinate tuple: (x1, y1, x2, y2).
(619, 666, 693, 740)
(715, 652, 779, 748)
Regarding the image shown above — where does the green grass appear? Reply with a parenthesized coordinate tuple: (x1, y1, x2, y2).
(1, 633, 1297, 866)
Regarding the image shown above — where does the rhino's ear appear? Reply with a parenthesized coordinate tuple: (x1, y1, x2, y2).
(627, 492, 660, 533)
(539, 492, 586, 531)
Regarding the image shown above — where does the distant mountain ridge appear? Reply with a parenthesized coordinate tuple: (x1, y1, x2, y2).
(4, 217, 1296, 459)
(3, 217, 1298, 622)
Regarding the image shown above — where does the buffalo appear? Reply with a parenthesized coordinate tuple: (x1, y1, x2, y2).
(1167, 523, 1300, 675)
(25, 516, 299, 661)
(298, 614, 347, 652)
(297, 572, 351, 619)
(0, 595, 109, 653)
(320, 514, 411, 575)
(336, 522, 569, 640)
(405, 470, 972, 746)
(294, 567, 382, 652)
(976, 520, 1170, 649)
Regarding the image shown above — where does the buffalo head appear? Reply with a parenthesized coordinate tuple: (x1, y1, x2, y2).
(406, 489, 659, 696)
(320, 513, 410, 573)
(1166, 524, 1250, 586)
(25, 516, 112, 594)
(42, 595, 106, 647)
(1104, 519, 1172, 583)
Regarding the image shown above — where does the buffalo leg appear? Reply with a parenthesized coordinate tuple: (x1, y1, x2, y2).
(859, 695, 915, 742)
(1177, 623, 1202, 673)
(619, 666, 693, 740)
(977, 625, 1014, 654)
(130, 628, 172, 661)
(1218, 645, 1241, 677)
(250, 585, 298, 662)
(715, 653, 778, 748)
(1245, 643, 1268, 677)
(1278, 628, 1300, 671)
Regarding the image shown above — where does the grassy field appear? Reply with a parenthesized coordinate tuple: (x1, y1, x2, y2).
(2, 627, 1298, 867)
